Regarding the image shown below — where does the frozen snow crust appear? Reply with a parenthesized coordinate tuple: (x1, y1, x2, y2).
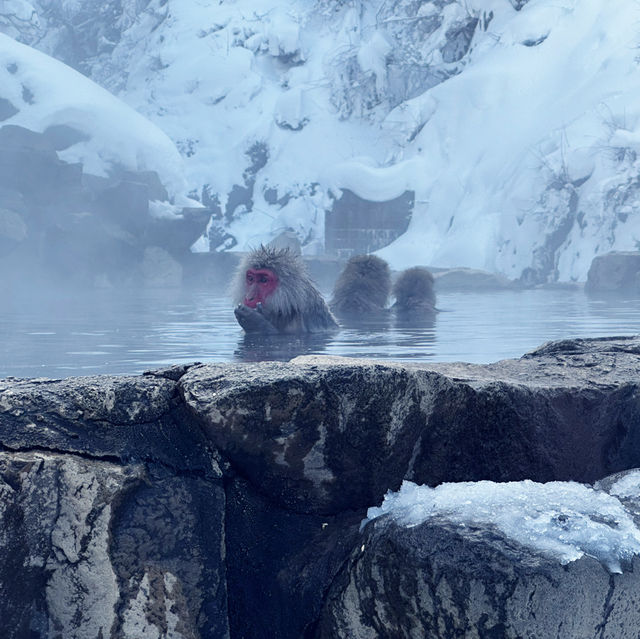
(5, 0, 640, 281)
(366, 479, 640, 573)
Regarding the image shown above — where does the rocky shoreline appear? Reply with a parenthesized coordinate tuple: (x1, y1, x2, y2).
(2, 336, 640, 637)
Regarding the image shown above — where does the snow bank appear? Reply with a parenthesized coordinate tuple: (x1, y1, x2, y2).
(378, 0, 640, 278)
(323, 157, 426, 203)
(366, 479, 640, 573)
(0, 32, 188, 199)
(8, 0, 640, 278)
(121, 0, 640, 279)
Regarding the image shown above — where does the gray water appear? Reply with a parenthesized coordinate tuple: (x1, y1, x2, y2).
(2, 286, 639, 378)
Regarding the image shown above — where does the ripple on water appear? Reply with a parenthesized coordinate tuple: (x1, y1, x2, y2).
(2, 287, 640, 377)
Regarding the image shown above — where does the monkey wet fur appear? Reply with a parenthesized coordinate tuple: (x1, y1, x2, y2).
(392, 266, 437, 314)
(232, 245, 339, 334)
(330, 254, 392, 317)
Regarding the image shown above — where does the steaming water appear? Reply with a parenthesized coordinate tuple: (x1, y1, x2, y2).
(2, 287, 640, 378)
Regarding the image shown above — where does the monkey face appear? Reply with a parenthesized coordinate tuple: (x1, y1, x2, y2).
(244, 268, 279, 308)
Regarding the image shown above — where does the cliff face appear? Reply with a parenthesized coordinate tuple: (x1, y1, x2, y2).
(3, 338, 640, 637)
(4, 1, 640, 281)
(0, 368, 228, 638)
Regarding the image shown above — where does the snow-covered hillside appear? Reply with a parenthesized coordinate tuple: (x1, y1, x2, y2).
(3, 0, 640, 282)
(0, 31, 189, 199)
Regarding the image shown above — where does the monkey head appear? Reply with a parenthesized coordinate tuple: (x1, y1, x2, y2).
(243, 268, 279, 308)
(392, 266, 436, 312)
(330, 254, 391, 316)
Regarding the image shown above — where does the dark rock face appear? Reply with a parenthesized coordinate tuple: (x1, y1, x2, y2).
(224, 476, 363, 639)
(316, 515, 640, 638)
(3, 337, 640, 636)
(181, 360, 431, 515)
(0, 373, 228, 638)
(181, 337, 640, 517)
(0, 124, 213, 288)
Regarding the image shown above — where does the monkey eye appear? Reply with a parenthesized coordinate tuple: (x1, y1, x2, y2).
(246, 273, 254, 283)
(258, 274, 269, 284)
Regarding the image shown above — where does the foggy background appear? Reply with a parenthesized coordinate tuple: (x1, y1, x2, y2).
(1, 0, 640, 375)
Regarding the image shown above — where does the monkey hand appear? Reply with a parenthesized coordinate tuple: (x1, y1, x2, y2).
(234, 304, 279, 334)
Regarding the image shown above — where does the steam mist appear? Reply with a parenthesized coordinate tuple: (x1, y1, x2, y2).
(2, 1, 640, 376)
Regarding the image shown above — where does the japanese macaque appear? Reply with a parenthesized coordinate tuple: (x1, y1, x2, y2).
(232, 245, 339, 334)
(392, 266, 437, 316)
(330, 254, 391, 317)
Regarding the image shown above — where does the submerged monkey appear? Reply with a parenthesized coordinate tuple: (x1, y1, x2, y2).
(231, 245, 339, 334)
(392, 266, 437, 316)
(330, 254, 392, 318)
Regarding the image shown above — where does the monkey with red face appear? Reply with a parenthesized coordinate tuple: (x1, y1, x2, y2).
(232, 245, 339, 334)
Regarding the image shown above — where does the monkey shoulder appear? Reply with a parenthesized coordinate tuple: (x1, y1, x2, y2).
(301, 302, 340, 332)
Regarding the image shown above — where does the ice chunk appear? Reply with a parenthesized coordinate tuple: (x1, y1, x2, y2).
(365, 479, 640, 573)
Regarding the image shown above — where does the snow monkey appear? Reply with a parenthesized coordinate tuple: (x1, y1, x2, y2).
(232, 245, 339, 334)
(392, 266, 437, 316)
(330, 254, 392, 317)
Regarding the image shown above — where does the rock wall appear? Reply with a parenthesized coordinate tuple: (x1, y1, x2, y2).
(0, 124, 212, 289)
(2, 337, 640, 637)
(586, 251, 640, 295)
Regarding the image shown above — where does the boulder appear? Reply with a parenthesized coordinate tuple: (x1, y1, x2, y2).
(586, 251, 640, 294)
(145, 206, 213, 255)
(181, 360, 430, 515)
(2, 338, 640, 637)
(116, 169, 169, 202)
(316, 484, 640, 638)
(0, 371, 228, 639)
(0, 124, 56, 151)
(0, 145, 82, 202)
(180, 337, 640, 515)
(93, 179, 150, 234)
(0, 124, 208, 287)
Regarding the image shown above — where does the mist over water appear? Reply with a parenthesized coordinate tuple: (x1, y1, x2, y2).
(2, 286, 640, 378)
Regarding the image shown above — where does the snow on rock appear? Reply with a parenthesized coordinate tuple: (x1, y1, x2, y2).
(0, 31, 189, 200)
(356, 31, 392, 95)
(608, 470, 640, 500)
(4, 0, 640, 280)
(366, 479, 640, 573)
(376, 0, 640, 281)
(0, 0, 40, 40)
(323, 157, 426, 202)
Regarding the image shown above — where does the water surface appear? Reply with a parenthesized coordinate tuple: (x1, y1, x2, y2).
(2, 287, 639, 378)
